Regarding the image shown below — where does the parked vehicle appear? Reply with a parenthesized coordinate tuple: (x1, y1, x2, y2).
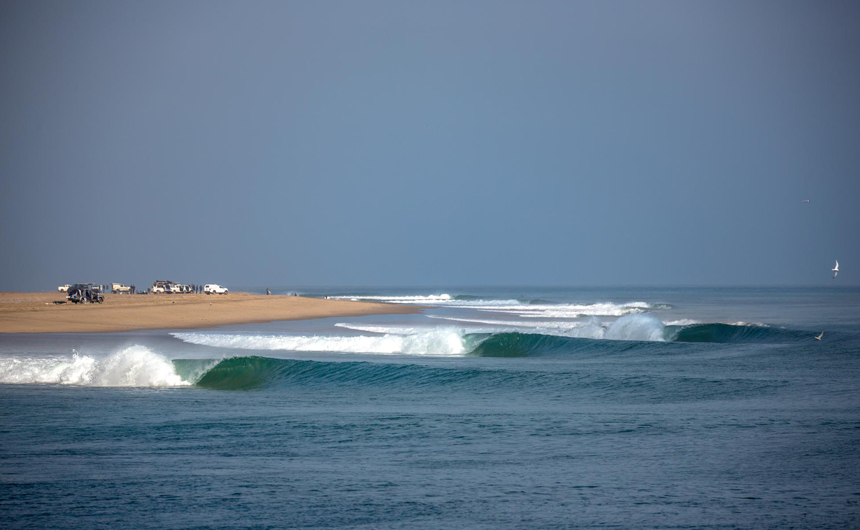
(111, 283, 132, 294)
(67, 284, 104, 304)
(204, 284, 228, 295)
(152, 280, 199, 294)
(57, 284, 71, 292)
(151, 280, 173, 294)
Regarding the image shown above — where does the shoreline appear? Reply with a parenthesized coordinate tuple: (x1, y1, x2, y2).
(0, 292, 420, 334)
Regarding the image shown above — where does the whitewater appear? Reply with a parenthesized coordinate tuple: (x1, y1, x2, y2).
(2, 286, 860, 529)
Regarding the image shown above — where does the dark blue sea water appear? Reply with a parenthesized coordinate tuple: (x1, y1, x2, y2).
(2, 287, 859, 528)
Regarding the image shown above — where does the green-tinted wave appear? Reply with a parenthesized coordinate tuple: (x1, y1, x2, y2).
(170, 355, 785, 403)
(469, 332, 579, 357)
(466, 332, 675, 358)
(190, 356, 292, 390)
(669, 324, 808, 343)
(178, 356, 497, 391)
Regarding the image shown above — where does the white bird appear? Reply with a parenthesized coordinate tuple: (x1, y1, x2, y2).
(832, 260, 839, 279)
(802, 199, 810, 203)
(815, 332, 824, 341)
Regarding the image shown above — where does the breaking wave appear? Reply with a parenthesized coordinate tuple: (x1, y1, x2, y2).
(179, 356, 785, 401)
(171, 315, 821, 359)
(664, 319, 701, 326)
(1, 323, 822, 393)
(323, 293, 660, 318)
(668, 323, 806, 343)
(0, 346, 192, 387)
(172, 328, 476, 356)
(172, 314, 669, 357)
(325, 294, 454, 303)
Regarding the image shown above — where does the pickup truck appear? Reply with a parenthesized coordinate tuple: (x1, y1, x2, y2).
(111, 283, 132, 294)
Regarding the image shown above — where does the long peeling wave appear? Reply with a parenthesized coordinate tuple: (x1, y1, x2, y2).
(0, 321, 824, 390)
(171, 316, 820, 359)
(181, 356, 786, 402)
(668, 323, 808, 343)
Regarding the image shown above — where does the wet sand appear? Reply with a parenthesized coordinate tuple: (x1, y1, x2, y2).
(0, 292, 419, 333)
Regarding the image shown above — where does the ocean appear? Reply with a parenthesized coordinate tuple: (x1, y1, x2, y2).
(1, 287, 859, 528)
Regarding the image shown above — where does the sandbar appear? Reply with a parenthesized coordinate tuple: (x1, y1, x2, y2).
(0, 292, 419, 334)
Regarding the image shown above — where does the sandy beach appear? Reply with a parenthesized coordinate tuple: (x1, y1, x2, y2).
(0, 292, 419, 333)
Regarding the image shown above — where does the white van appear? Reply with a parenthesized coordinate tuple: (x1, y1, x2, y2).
(204, 284, 228, 295)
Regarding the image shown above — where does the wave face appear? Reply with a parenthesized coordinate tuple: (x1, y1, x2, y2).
(0, 346, 191, 387)
(186, 356, 291, 390)
(468, 332, 686, 358)
(670, 323, 806, 343)
(176, 355, 786, 405)
(170, 315, 825, 361)
(184, 356, 506, 391)
(0, 324, 820, 391)
(172, 315, 669, 359)
(467, 316, 667, 357)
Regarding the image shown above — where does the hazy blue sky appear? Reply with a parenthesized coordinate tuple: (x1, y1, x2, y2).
(1, 0, 858, 290)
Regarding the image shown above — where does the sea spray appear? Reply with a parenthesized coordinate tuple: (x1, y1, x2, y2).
(605, 314, 666, 342)
(172, 328, 471, 356)
(0, 345, 191, 387)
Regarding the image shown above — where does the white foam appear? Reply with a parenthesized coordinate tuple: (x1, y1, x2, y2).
(0, 345, 191, 387)
(172, 328, 469, 357)
(175, 312, 667, 358)
(424, 315, 609, 339)
(604, 314, 666, 342)
(463, 302, 649, 319)
(326, 294, 454, 303)
(325, 294, 654, 318)
(664, 319, 701, 326)
(333, 323, 422, 335)
(426, 315, 580, 329)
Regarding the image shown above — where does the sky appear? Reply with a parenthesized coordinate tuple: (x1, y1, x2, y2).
(1, 0, 858, 290)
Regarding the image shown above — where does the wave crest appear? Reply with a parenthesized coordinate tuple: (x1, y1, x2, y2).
(0, 346, 191, 387)
(173, 314, 667, 357)
(172, 328, 472, 357)
(323, 294, 658, 318)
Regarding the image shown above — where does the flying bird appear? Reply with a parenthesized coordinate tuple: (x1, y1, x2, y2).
(802, 199, 810, 203)
(815, 332, 824, 341)
(832, 260, 839, 279)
